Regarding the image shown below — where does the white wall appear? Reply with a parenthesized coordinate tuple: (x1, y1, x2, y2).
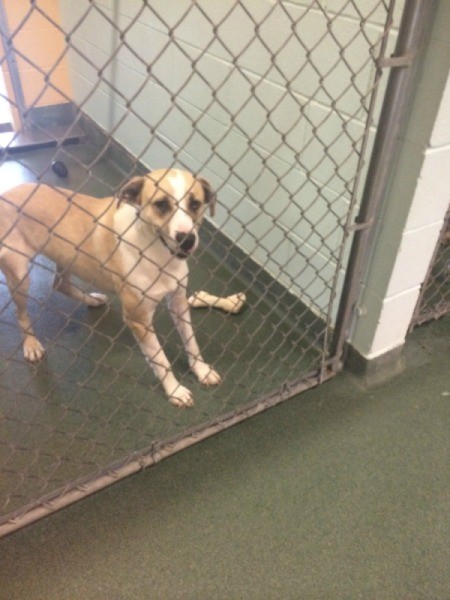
(350, 1, 450, 359)
(59, 0, 401, 321)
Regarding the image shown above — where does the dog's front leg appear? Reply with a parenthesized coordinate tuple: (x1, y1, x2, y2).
(167, 289, 222, 387)
(123, 302, 194, 408)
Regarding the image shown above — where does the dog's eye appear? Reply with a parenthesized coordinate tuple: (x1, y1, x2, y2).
(189, 197, 202, 213)
(154, 198, 171, 215)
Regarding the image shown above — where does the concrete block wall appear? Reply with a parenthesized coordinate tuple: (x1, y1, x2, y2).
(59, 0, 401, 320)
(350, 1, 450, 359)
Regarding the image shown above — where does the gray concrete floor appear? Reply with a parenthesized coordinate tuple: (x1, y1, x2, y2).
(0, 316, 449, 599)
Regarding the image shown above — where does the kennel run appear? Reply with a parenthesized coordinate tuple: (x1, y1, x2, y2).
(0, 0, 449, 537)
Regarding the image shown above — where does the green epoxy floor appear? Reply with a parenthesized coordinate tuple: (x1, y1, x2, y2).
(0, 316, 448, 599)
(1, 146, 449, 598)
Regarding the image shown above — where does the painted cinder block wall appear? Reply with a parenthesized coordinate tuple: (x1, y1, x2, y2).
(350, 1, 450, 359)
(58, 0, 401, 321)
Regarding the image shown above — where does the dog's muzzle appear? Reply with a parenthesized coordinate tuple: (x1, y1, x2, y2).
(160, 232, 197, 259)
(176, 232, 196, 253)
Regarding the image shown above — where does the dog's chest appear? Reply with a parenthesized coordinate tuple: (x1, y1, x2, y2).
(112, 204, 189, 301)
(119, 245, 188, 301)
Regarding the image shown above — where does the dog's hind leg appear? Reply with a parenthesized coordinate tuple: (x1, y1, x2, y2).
(0, 250, 45, 362)
(53, 266, 108, 307)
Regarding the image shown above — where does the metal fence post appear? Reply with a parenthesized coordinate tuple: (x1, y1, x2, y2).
(330, 0, 439, 367)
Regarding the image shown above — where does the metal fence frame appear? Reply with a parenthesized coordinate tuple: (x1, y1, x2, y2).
(331, 0, 439, 365)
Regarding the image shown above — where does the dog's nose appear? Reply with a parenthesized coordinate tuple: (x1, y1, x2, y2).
(175, 232, 196, 253)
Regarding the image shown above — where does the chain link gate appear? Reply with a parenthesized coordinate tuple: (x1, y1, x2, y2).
(0, 0, 402, 536)
(410, 208, 450, 328)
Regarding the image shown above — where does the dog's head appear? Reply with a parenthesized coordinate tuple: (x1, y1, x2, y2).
(117, 169, 216, 259)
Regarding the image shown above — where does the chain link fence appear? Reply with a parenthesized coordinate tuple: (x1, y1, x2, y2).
(411, 208, 450, 328)
(0, 0, 401, 536)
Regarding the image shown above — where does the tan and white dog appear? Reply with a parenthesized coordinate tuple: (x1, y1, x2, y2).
(0, 169, 222, 407)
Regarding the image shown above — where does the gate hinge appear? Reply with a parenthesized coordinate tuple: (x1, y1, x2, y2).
(378, 51, 413, 69)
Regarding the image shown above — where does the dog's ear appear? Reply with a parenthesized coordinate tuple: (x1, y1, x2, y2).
(198, 178, 217, 217)
(117, 176, 146, 207)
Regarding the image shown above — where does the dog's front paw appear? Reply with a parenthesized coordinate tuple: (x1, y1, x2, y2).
(23, 336, 45, 362)
(168, 384, 194, 408)
(192, 362, 222, 387)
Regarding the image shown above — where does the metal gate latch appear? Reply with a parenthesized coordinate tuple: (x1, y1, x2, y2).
(378, 51, 413, 69)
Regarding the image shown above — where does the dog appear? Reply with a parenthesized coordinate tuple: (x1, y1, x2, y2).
(0, 169, 222, 407)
